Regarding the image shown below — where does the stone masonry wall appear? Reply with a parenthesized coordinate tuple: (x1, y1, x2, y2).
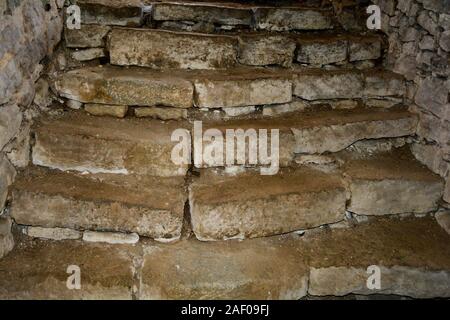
(0, 0, 63, 257)
(372, 0, 450, 204)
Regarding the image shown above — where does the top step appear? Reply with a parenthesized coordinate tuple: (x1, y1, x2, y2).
(73, 0, 369, 31)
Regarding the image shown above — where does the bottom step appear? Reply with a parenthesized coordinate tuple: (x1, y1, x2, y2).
(0, 217, 449, 299)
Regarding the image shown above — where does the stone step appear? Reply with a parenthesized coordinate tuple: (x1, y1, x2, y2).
(10, 166, 187, 241)
(198, 108, 417, 166)
(189, 147, 444, 240)
(32, 110, 190, 176)
(1, 217, 449, 299)
(54, 65, 405, 109)
(189, 167, 347, 240)
(106, 28, 382, 69)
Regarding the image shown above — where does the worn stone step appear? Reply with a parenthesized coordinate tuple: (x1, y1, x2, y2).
(198, 108, 417, 167)
(55, 66, 405, 110)
(32, 111, 190, 176)
(10, 166, 186, 241)
(189, 167, 347, 240)
(2, 217, 448, 299)
(109, 28, 239, 69)
(341, 149, 444, 216)
(0, 237, 140, 299)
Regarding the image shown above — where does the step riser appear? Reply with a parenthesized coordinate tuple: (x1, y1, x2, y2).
(11, 190, 183, 240)
(109, 29, 239, 70)
(55, 67, 404, 109)
(33, 131, 188, 177)
(105, 28, 381, 69)
(190, 188, 346, 241)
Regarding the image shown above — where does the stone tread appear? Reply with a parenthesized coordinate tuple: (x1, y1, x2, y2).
(10, 166, 187, 240)
(0, 217, 449, 299)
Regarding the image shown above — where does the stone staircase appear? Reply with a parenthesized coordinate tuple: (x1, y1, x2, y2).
(1, 0, 450, 299)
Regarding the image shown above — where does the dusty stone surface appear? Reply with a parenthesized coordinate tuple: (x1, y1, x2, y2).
(83, 231, 139, 244)
(0, 104, 22, 150)
(109, 28, 238, 69)
(152, 2, 253, 26)
(255, 8, 333, 31)
(194, 68, 292, 108)
(0, 238, 138, 299)
(410, 143, 449, 177)
(262, 100, 308, 116)
(71, 48, 105, 61)
(309, 266, 450, 298)
(293, 70, 364, 100)
(290, 108, 418, 154)
(24, 226, 82, 241)
(0, 217, 14, 259)
(189, 168, 346, 240)
(296, 35, 347, 66)
(85, 104, 128, 118)
(348, 35, 382, 62)
(32, 111, 190, 176)
(78, 0, 144, 26)
(134, 107, 187, 120)
(363, 71, 406, 97)
(11, 167, 186, 240)
(445, 180, 450, 203)
(305, 217, 450, 298)
(65, 24, 111, 48)
(0, 153, 16, 210)
(238, 34, 296, 67)
(343, 150, 444, 215)
(436, 210, 450, 235)
(222, 105, 256, 117)
(140, 237, 309, 300)
(55, 66, 194, 108)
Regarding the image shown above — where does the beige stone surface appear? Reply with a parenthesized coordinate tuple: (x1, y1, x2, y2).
(436, 210, 450, 235)
(25, 226, 82, 241)
(65, 24, 111, 48)
(296, 35, 347, 66)
(109, 28, 238, 69)
(0, 217, 14, 259)
(83, 231, 139, 244)
(255, 8, 333, 31)
(348, 35, 382, 62)
(0, 104, 22, 150)
(11, 167, 186, 241)
(0, 153, 16, 210)
(152, 2, 253, 26)
(85, 104, 128, 118)
(293, 70, 364, 100)
(32, 110, 190, 176)
(140, 237, 309, 300)
(0, 238, 138, 299)
(134, 107, 187, 120)
(194, 68, 292, 108)
(238, 34, 296, 67)
(55, 66, 194, 108)
(309, 266, 450, 298)
(189, 168, 346, 240)
(78, 0, 144, 26)
(363, 71, 406, 97)
(71, 48, 105, 61)
(344, 150, 444, 215)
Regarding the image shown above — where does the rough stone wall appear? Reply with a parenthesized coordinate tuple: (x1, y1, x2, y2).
(372, 0, 450, 204)
(0, 0, 63, 257)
